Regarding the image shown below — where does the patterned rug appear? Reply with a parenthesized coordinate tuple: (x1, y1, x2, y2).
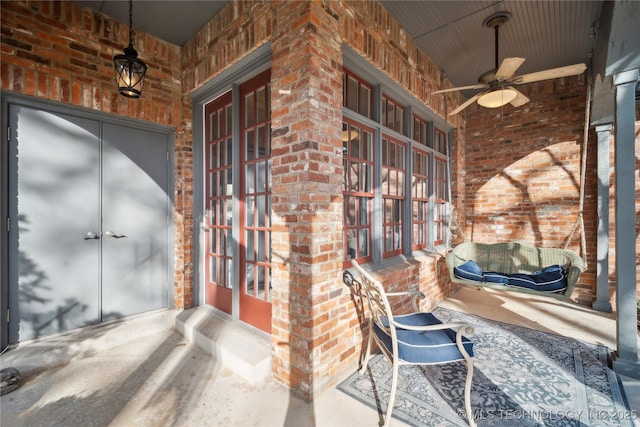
(338, 307, 636, 427)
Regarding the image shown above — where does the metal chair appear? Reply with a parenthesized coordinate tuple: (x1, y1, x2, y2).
(351, 260, 476, 427)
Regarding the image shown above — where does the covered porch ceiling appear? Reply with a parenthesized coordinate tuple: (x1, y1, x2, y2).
(76, 1, 640, 119)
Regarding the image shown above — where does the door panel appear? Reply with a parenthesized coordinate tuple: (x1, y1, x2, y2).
(101, 123, 169, 319)
(239, 72, 272, 333)
(204, 94, 233, 313)
(8, 105, 101, 342)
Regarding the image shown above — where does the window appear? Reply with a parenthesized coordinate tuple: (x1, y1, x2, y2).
(382, 96, 405, 134)
(344, 72, 373, 119)
(342, 63, 451, 266)
(434, 128, 447, 155)
(413, 116, 429, 146)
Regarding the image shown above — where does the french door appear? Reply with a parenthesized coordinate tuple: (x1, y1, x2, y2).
(204, 70, 272, 333)
(7, 103, 170, 343)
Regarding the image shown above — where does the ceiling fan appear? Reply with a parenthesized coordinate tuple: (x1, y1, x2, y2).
(433, 11, 587, 116)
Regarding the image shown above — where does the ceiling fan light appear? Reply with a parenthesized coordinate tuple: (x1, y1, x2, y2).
(477, 88, 518, 108)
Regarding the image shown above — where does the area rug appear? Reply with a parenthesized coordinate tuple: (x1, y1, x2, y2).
(338, 307, 636, 427)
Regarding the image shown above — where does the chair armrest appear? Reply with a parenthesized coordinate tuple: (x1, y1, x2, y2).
(390, 320, 473, 334)
(386, 291, 425, 312)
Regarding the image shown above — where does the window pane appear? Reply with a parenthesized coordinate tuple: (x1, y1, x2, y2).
(258, 195, 266, 227)
(360, 85, 371, 118)
(359, 196, 369, 224)
(246, 164, 255, 193)
(226, 199, 233, 226)
(245, 93, 255, 127)
(257, 126, 267, 156)
(246, 196, 254, 226)
(347, 76, 358, 111)
(257, 231, 265, 262)
(363, 132, 372, 161)
(389, 142, 396, 167)
(382, 140, 388, 165)
(346, 197, 356, 225)
(257, 161, 266, 192)
(246, 265, 254, 295)
(359, 229, 369, 256)
(209, 172, 218, 197)
(225, 105, 232, 136)
(209, 257, 216, 283)
(257, 266, 265, 299)
(363, 164, 372, 192)
(210, 112, 218, 140)
(257, 86, 267, 123)
(225, 259, 232, 289)
(349, 161, 359, 192)
(346, 230, 357, 259)
(246, 231, 254, 261)
(246, 129, 255, 160)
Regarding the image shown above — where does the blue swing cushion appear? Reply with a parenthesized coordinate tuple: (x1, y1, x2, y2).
(454, 260, 567, 293)
(373, 312, 474, 364)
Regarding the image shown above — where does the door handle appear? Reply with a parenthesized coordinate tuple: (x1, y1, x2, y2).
(83, 231, 100, 240)
(103, 230, 127, 238)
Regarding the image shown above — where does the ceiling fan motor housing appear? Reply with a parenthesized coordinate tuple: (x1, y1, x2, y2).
(483, 11, 511, 29)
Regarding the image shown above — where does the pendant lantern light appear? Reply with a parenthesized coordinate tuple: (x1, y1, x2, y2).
(113, 0, 147, 98)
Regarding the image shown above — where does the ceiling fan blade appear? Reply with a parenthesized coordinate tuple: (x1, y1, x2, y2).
(507, 87, 530, 107)
(495, 57, 526, 80)
(449, 92, 484, 115)
(511, 63, 587, 85)
(433, 84, 488, 94)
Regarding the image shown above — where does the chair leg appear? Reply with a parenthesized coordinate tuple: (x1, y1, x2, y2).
(382, 357, 399, 427)
(358, 318, 374, 375)
(463, 360, 476, 427)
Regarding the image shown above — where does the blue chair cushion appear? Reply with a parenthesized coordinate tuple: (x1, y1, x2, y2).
(374, 312, 474, 364)
(505, 265, 567, 292)
(453, 260, 484, 282)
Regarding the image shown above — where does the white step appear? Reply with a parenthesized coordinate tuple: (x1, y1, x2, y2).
(175, 306, 271, 386)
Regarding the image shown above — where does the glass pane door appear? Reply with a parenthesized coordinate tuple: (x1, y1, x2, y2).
(205, 93, 233, 313)
(240, 71, 272, 333)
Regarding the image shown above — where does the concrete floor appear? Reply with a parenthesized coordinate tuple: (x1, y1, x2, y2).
(1, 286, 638, 427)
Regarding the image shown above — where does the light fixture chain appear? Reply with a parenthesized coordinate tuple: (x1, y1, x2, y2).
(128, 0, 134, 47)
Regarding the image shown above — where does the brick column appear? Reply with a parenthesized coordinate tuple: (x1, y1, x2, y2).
(269, 1, 344, 399)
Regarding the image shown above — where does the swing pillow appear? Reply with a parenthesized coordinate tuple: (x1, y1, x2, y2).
(453, 260, 484, 282)
(505, 265, 567, 292)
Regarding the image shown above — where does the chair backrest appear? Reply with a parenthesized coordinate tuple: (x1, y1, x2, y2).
(351, 260, 395, 339)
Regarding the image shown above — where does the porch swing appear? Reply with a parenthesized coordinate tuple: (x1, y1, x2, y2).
(443, 69, 591, 301)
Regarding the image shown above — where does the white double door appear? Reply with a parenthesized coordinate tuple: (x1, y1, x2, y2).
(7, 104, 171, 343)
